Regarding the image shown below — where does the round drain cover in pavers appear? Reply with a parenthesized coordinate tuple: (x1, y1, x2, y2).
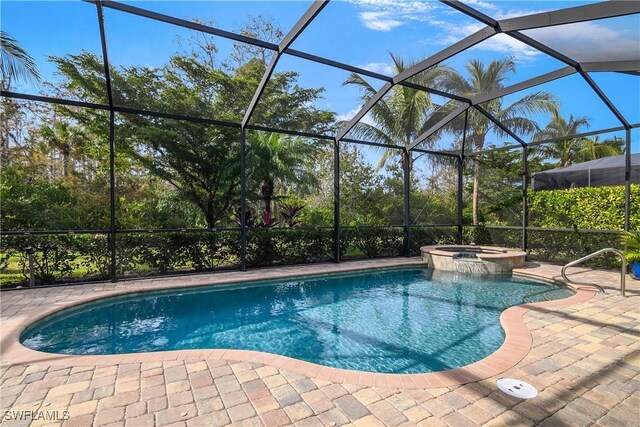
(496, 378, 538, 399)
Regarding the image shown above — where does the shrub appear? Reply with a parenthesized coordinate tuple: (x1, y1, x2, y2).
(409, 226, 457, 255)
(246, 228, 333, 267)
(76, 235, 110, 279)
(462, 226, 522, 248)
(528, 184, 640, 231)
(2, 235, 86, 285)
(0, 232, 243, 286)
(117, 232, 241, 276)
(527, 229, 621, 267)
(341, 227, 404, 259)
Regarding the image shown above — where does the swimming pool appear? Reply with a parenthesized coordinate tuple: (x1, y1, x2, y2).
(21, 268, 573, 374)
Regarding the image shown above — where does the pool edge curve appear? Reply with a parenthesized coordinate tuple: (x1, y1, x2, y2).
(0, 258, 596, 389)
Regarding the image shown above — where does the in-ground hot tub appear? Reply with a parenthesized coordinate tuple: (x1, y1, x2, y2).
(420, 245, 526, 274)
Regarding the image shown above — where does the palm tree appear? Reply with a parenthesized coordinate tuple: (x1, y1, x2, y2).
(533, 110, 590, 167)
(442, 58, 558, 225)
(39, 121, 85, 177)
(575, 135, 623, 164)
(1, 31, 40, 155)
(247, 131, 318, 214)
(1, 30, 40, 90)
(342, 53, 451, 171)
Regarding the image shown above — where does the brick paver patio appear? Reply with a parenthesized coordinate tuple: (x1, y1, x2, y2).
(1, 259, 638, 426)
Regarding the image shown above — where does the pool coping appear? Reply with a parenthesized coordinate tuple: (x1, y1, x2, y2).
(0, 258, 596, 389)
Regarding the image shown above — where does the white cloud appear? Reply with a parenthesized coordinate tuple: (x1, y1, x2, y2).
(493, 7, 557, 20)
(432, 21, 541, 61)
(350, 0, 434, 16)
(360, 11, 404, 31)
(462, 0, 499, 11)
(357, 61, 396, 76)
(336, 108, 357, 122)
(434, 4, 638, 62)
(349, 0, 437, 32)
(350, 0, 639, 64)
(477, 33, 541, 60)
(524, 22, 640, 62)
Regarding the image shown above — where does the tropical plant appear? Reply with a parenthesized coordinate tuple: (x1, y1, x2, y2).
(534, 111, 623, 167)
(574, 135, 623, 164)
(533, 110, 590, 167)
(255, 211, 278, 228)
(342, 53, 451, 171)
(0, 30, 40, 89)
(280, 202, 304, 228)
(247, 131, 318, 214)
(620, 232, 640, 263)
(442, 58, 558, 224)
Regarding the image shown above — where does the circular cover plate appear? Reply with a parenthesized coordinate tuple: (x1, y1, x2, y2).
(496, 378, 538, 399)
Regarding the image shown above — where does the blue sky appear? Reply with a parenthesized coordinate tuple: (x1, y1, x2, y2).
(2, 0, 639, 155)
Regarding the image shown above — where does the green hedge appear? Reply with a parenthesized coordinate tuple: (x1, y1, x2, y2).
(462, 226, 522, 248)
(246, 228, 333, 267)
(459, 225, 621, 267)
(1, 234, 110, 286)
(0, 227, 417, 286)
(527, 229, 622, 266)
(410, 226, 457, 255)
(0, 232, 241, 286)
(341, 227, 404, 260)
(248, 226, 457, 265)
(116, 232, 241, 276)
(1, 219, 631, 287)
(529, 184, 640, 231)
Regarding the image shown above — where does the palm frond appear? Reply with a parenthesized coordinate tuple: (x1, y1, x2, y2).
(575, 137, 622, 163)
(348, 122, 397, 147)
(1, 30, 40, 87)
(342, 71, 378, 102)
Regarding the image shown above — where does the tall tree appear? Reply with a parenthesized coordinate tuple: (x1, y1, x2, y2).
(534, 112, 622, 167)
(228, 15, 284, 67)
(342, 53, 450, 171)
(442, 58, 557, 225)
(51, 45, 333, 227)
(247, 131, 318, 214)
(533, 110, 590, 167)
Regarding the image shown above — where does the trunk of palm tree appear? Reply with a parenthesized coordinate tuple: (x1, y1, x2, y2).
(62, 145, 70, 177)
(472, 158, 480, 226)
(471, 135, 482, 226)
(399, 153, 414, 174)
(560, 144, 572, 167)
(261, 178, 274, 213)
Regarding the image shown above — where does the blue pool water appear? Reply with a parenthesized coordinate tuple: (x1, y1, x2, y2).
(21, 268, 573, 373)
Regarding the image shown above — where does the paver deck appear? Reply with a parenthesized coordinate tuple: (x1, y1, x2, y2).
(1, 259, 638, 426)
